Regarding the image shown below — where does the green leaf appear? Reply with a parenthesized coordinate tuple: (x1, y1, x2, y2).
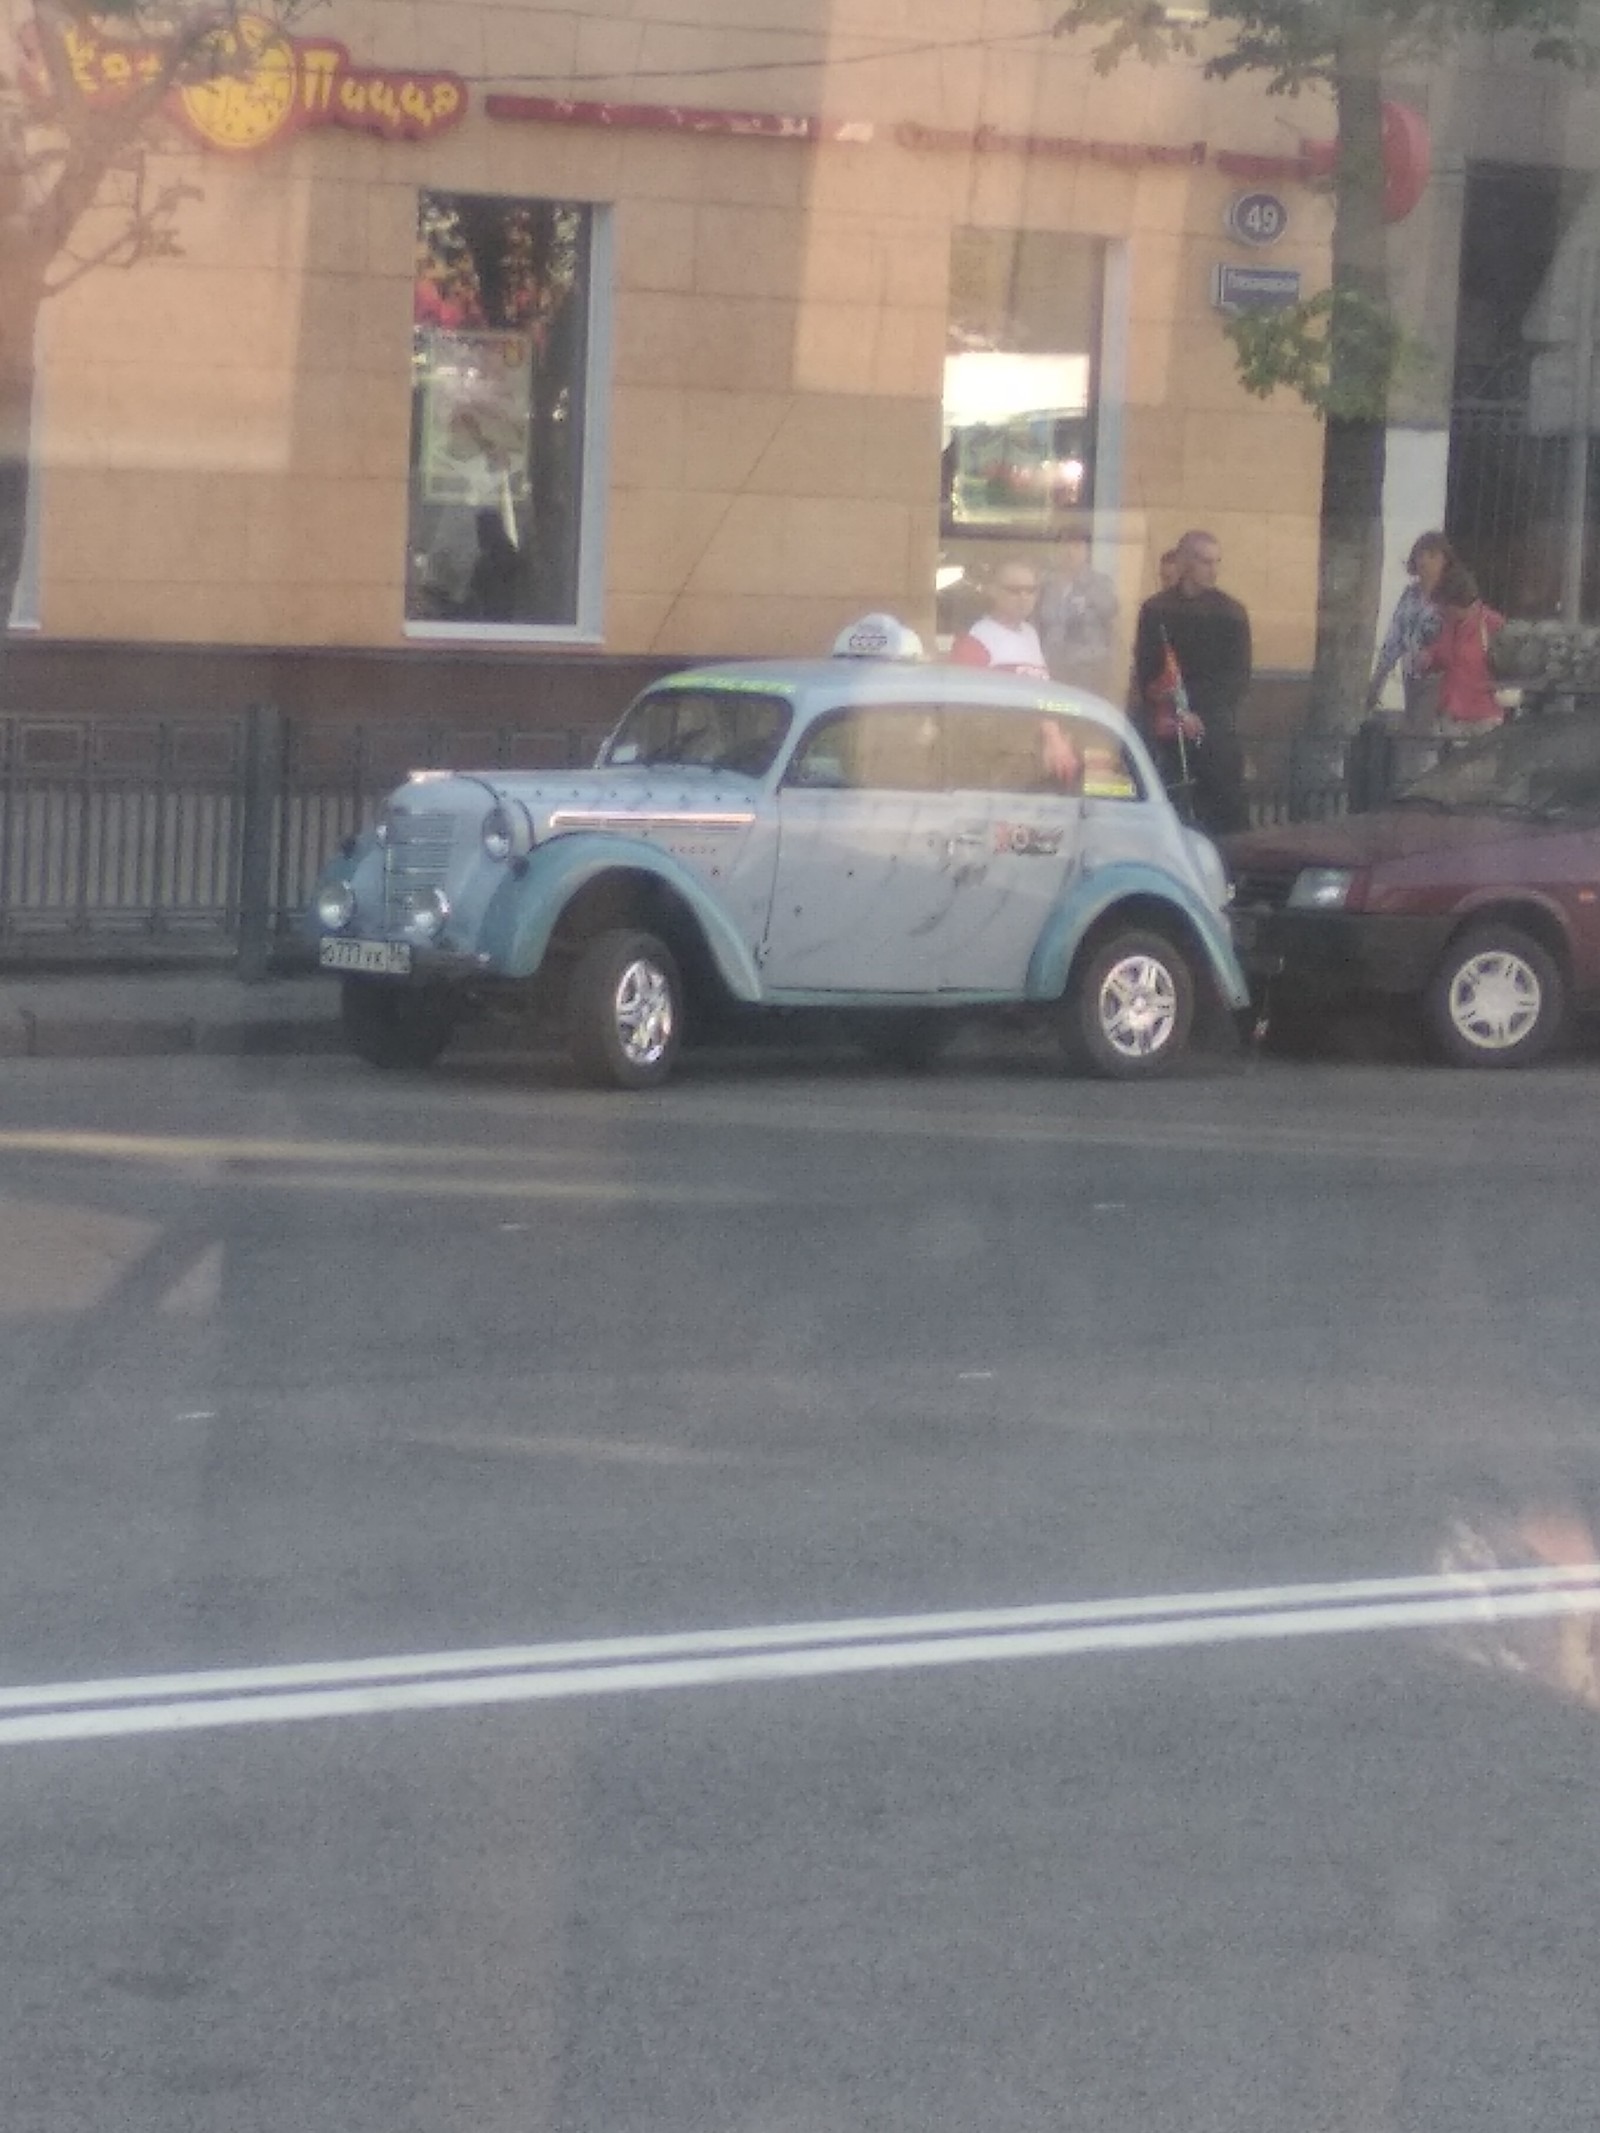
(1223, 287, 1428, 420)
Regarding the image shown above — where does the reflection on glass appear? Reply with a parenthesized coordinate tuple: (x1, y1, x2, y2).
(1400, 709, 1600, 815)
(407, 191, 592, 630)
(939, 230, 1104, 645)
(1435, 1502, 1600, 1711)
(602, 689, 793, 779)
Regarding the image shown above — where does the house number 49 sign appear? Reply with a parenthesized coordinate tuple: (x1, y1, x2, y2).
(1225, 191, 1289, 246)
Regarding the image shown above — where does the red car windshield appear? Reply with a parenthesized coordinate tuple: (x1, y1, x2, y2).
(1399, 711, 1600, 815)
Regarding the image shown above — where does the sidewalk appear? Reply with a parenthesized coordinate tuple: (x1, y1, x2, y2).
(0, 965, 341, 1059)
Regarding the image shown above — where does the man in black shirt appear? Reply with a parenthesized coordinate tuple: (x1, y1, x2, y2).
(1132, 528, 1252, 834)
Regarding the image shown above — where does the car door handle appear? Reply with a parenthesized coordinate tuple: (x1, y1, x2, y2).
(945, 830, 987, 856)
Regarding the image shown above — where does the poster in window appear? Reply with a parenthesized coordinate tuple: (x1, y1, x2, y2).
(418, 329, 534, 510)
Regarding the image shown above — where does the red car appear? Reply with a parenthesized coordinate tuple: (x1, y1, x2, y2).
(1222, 710, 1600, 1066)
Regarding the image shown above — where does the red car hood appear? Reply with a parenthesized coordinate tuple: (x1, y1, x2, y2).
(1222, 807, 1532, 872)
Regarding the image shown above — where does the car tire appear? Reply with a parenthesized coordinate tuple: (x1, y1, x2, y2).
(1060, 926, 1195, 1080)
(1423, 923, 1565, 1068)
(856, 1011, 953, 1071)
(566, 928, 684, 1089)
(340, 977, 457, 1070)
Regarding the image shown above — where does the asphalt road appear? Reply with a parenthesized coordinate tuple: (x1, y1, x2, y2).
(3, 1035, 1600, 2132)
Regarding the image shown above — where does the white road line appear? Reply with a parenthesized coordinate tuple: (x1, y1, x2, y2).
(0, 1566, 1595, 1747)
(401, 1430, 739, 1467)
(233, 1169, 764, 1206)
(0, 1130, 516, 1166)
(4, 1111, 1596, 1174)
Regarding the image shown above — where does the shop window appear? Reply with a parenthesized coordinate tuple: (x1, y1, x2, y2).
(939, 231, 1105, 643)
(5, 464, 39, 632)
(406, 191, 605, 638)
(6, 321, 42, 632)
(942, 230, 1103, 539)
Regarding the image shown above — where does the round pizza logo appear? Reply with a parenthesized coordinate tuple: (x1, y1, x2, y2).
(178, 15, 300, 153)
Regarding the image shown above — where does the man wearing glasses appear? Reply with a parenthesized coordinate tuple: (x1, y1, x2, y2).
(950, 560, 1051, 679)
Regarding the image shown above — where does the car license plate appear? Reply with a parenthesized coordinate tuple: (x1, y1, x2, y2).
(319, 937, 413, 976)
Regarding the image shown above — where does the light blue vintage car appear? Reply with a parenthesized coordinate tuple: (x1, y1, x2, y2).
(310, 618, 1247, 1087)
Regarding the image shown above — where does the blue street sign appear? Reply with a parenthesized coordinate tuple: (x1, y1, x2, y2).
(1212, 262, 1302, 313)
(1226, 191, 1290, 246)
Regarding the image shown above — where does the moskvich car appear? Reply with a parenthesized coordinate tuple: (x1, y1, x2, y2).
(310, 617, 1247, 1086)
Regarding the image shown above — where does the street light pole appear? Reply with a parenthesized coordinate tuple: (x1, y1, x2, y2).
(1563, 247, 1598, 623)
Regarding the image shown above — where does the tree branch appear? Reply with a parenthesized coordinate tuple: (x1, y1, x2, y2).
(43, 170, 201, 294)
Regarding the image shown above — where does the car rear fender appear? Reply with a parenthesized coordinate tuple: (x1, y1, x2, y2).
(1026, 862, 1249, 1008)
(478, 833, 764, 998)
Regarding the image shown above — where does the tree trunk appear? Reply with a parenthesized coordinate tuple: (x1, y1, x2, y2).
(1302, 24, 1390, 746)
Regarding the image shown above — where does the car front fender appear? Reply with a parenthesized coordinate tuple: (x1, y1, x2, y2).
(478, 833, 765, 998)
(1026, 862, 1250, 1009)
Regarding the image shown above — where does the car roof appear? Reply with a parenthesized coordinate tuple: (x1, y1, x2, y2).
(651, 658, 1132, 730)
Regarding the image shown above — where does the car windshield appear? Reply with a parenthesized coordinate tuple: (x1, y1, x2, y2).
(601, 687, 792, 776)
(1396, 711, 1600, 814)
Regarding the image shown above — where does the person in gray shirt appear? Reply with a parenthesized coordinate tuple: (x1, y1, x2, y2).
(1036, 520, 1120, 699)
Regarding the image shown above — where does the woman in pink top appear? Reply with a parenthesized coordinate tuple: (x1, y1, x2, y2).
(1420, 563, 1505, 726)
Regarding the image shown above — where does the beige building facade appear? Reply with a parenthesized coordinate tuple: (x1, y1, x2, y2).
(17, 0, 1339, 697)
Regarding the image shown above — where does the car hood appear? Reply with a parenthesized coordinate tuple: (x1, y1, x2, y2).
(1222, 806, 1539, 873)
(473, 765, 763, 828)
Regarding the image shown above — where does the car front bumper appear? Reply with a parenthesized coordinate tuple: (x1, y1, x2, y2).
(1230, 909, 1453, 999)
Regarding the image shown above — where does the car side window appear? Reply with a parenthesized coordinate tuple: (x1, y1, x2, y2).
(1070, 716, 1144, 801)
(944, 707, 1062, 794)
(786, 706, 943, 792)
(941, 707, 1141, 799)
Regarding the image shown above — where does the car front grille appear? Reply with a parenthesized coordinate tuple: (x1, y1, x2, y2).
(1231, 867, 1298, 911)
(383, 810, 457, 930)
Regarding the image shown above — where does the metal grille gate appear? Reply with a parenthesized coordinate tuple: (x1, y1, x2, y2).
(0, 716, 246, 951)
(0, 709, 600, 962)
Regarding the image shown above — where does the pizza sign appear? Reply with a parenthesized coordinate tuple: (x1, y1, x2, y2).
(33, 13, 468, 153)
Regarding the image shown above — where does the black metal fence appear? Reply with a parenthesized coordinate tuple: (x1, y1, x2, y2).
(0, 715, 248, 955)
(0, 707, 602, 967)
(0, 704, 1373, 967)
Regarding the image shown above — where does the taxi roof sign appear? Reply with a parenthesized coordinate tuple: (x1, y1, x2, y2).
(832, 613, 924, 661)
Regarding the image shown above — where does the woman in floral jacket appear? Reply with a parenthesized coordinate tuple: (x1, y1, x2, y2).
(1366, 531, 1457, 728)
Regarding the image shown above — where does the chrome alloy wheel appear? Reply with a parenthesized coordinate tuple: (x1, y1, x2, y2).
(1096, 952, 1180, 1060)
(1447, 948, 1542, 1053)
(613, 956, 675, 1067)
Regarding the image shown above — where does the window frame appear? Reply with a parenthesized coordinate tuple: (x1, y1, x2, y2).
(403, 198, 612, 648)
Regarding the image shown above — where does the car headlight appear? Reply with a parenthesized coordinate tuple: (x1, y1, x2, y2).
(316, 881, 356, 932)
(481, 801, 532, 863)
(1287, 867, 1356, 911)
(399, 886, 449, 939)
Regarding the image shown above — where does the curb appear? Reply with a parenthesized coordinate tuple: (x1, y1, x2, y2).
(1, 1011, 343, 1061)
